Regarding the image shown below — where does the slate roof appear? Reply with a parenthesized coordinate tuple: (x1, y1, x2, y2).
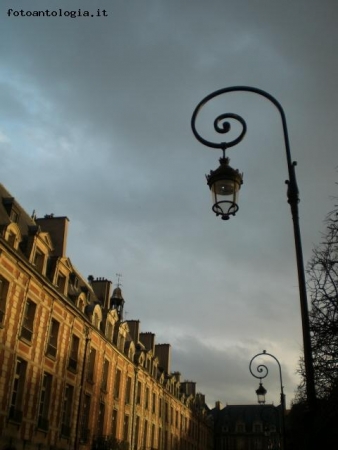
(213, 404, 281, 432)
(0, 183, 37, 237)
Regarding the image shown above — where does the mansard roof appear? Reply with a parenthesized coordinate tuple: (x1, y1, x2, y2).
(213, 404, 280, 431)
(0, 183, 37, 238)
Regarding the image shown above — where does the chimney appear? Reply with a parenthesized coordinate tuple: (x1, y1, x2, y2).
(36, 216, 69, 257)
(140, 332, 156, 353)
(91, 278, 112, 309)
(181, 381, 196, 397)
(155, 344, 171, 374)
(127, 320, 140, 343)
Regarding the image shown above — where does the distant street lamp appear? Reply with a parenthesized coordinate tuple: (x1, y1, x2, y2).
(255, 382, 267, 405)
(191, 86, 316, 417)
(249, 350, 286, 450)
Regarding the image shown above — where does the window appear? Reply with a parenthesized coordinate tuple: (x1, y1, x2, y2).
(81, 394, 91, 443)
(106, 321, 114, 342)
(151, 424, 156, 449)
(123, 415, 129, 441)
(78, 298, 85, 312)
(125, 376, 132, 404)
(87, 347, 96, 382)
(93, 312, 100, 329)
(20, 300, 36, 342)
(101, 359, 109, 392)
(164, 430, 168, 450)
(152, 393, 156, 414)
(135, 416, 140, 449)
(10, 208, 19, 223)
(61, 384, 74, 438)
(112, 409, 118, 437)
(97, 402, 105, 436)
(33, 248, 45, 274)
(68, 335, 80, 372)
(9, 358, 27, 423)
(38, 372, 52, 431)
(143, 420, 148, 449)
(136, 381, 142, 404)
(7, 231, 17, 248)
(145, 387, 149, 409)
(159, 398, 162, 418)
(0, 275, 9, 325)
(56, 273, 67, 294)
(158, 428, 162, 450)
(165, 402, 169, 423)
(119, 335, 125, 352)
(46, 319, 59, 358)
(114, 369, 121, 399)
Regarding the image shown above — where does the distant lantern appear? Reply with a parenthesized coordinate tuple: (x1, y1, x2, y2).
(255, 382, 267, 404)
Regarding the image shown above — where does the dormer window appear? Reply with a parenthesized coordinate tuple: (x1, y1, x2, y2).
(10, 209, 19, 223)
(106, 321, 114, 342)
(2, 197, 20, 223)
(128, 346, 135, 361)
(69, 272, 79, 289)
(33, 248, 45, 274)
(93, 312, 100, 329)
(78, 298, 85, 313)
(53, 258, 72, 298)
(119, 335, 125, 352)
(7, 232, 16, 248)
(4, 223, 21, 250)
(56, 273, 67, 294)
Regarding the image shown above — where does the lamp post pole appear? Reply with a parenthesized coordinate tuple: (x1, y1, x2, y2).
(191, 86, 316, 415)
(249, 350, 286, 450)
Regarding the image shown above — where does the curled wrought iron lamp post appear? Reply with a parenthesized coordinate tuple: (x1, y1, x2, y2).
(249, 350, 286, 450)
(191, 86, 316, 416)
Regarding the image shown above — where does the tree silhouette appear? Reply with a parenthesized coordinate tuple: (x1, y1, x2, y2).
(307, 201, 338, 400)
(290, 197, 338, 448)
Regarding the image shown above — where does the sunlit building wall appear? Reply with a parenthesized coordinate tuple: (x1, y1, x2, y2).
(0, 183, 213, 450)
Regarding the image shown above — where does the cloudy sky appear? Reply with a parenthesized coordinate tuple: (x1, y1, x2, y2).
(1, 0, 337, 408)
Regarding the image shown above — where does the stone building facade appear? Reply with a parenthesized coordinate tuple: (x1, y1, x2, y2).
(0, 184, 213, 450)
(212, 403, 282, 450)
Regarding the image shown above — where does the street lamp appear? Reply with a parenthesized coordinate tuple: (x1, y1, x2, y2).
(205, 156, 243, 220)
(255, 382, 267, 405)
(191, 86, 316, 415)
(249, 350, 286, 450)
